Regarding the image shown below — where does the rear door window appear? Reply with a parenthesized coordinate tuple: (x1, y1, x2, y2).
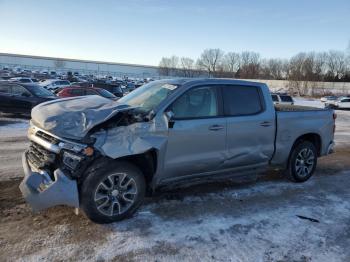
(61, 81, 70, 85)
(69, 89, 85, 96)
(85, 89, 97, 95)
(11, 85, 31, 96)
(223, 85, 263, 116)
(0, 84, 11, 94)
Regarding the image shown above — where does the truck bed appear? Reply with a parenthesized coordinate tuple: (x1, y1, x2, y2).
(275, 104, 325, 112)
(271, 105, 334, 167)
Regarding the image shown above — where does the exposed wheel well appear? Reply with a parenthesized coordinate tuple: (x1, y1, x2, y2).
(118, 149, 158, 189)
(292, 133, 322, 156)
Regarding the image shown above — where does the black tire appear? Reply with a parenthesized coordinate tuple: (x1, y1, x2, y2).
(80, 160, 146, 224)
(286, 141, 317, 183)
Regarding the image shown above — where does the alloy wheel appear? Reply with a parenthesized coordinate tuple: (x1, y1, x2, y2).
(94, 173, 137, 216)
(295, 148, 315, 178)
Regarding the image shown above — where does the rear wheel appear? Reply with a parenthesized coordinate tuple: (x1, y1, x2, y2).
(286, 141, 317, 182)
(80, 161, 146, 223)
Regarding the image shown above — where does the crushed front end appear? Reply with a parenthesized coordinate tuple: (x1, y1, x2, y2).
(20, 122, 93, 211)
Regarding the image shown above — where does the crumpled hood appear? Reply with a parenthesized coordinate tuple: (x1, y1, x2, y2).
(31, 95, 132, 140)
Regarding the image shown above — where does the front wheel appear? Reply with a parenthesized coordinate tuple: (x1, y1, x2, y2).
(80, 161, 146, 223)
(286, 141, 317, 182)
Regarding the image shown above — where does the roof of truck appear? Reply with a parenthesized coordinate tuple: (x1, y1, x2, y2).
(159, 78, 266, 87)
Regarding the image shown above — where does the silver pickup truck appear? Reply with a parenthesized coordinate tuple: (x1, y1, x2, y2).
(20, 79, 336, 223)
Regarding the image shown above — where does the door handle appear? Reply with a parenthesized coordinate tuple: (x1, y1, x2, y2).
(260, 121, 272, 127)
(209, 124, 224, 131)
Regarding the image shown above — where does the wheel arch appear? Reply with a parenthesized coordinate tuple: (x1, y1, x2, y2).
(286, 133, 322, 169)
(291, 133, 322, 157)
(118, 149, 158, 188)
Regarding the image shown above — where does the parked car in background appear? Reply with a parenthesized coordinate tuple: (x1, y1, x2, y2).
(271, 93, 294, 105)
(92, 83, 124, 98)
(333, 97, 350, 109)
(69, 82, 93, 88)
(135, 80, 144, 88)
(39, 79, 71, 91)
(320, 96, 338, 103)
(20, 79, 335, 223)
(0, 82, 57, 114)
(57, 86, 117, 100)
(122, 82, 136, 94)
(9, 77, 39, 83)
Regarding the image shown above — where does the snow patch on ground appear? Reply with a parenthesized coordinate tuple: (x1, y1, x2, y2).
(24, 172, 350, 262)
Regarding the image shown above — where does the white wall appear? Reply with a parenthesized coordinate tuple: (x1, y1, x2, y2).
(0, 53, 160, 78)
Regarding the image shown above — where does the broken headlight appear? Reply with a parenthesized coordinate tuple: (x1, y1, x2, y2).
(62, 151, 84, 170)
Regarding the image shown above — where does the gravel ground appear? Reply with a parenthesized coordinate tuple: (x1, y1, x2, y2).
(0, 104, 350, 262)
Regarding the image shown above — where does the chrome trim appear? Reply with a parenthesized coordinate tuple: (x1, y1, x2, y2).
(28, 132, 60, 153)
(29, 121, 87, 148)
(28, 122, 87, 154)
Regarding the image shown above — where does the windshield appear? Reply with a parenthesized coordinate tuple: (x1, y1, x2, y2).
(26, 85, 55, 97)
(118, 81, 179, 112)
(96, 89, 116, 98)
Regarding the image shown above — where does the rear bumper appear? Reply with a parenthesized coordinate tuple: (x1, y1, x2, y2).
(19, 152, 79, 212)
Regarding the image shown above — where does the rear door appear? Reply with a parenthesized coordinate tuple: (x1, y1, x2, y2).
(0, 84, 12, 113)
(10, 84, 33, 113)
(223, 85, 275, 169)
(163, 85, 226, 180)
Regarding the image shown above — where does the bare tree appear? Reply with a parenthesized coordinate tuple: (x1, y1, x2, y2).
(313, 52, 327, 81)
(223, 52, 240, 77)
(264, 58, 285, 79)
(237, 51, 260, 79)
(158, 56, 179, 76)
(326, 50, 347, 80)
(180, 57, 195, 77)
(196, 48, 224, 76)
(157, 46, 350, 82)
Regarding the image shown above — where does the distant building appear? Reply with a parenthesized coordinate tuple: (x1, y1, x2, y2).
(0, 53, 160, 78)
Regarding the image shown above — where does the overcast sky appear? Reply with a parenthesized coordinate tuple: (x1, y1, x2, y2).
(0, 0, 349, 66)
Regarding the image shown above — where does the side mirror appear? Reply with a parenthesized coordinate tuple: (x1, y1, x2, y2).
(165, 110, 174, 120)
(21, 92, 30, 97)
(165, 110, 175, 128)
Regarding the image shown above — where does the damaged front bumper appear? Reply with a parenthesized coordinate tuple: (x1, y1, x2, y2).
(19, 152, 79, 212)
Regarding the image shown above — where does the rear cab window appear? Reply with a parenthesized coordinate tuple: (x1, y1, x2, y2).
(279, 95, 293, 102)
(271, 94, 279, 102)
(223, 85, 264, 116)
